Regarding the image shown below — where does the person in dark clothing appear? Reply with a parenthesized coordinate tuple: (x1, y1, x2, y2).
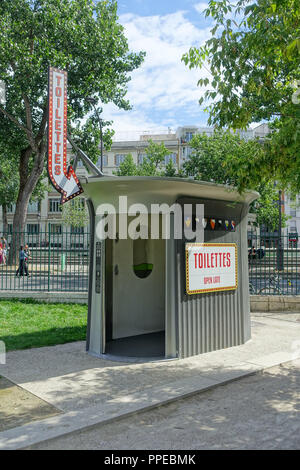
(248, 245, 256, 260)
(24, 244, 31, 276)
(16, 246, 28, 277)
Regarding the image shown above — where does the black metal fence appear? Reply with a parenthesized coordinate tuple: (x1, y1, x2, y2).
(0, 228, 89, 292)
(1, 228, 299, 295)
(248, 231, 300, 295)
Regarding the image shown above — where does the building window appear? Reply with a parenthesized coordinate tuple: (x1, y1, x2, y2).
(7, 204, 15, 214)
(7, 224, 13, 234)
(27, 224, 39, 234)
(97, 155, 108, 167)
(138, 154, 147, 165)
(182, 147, 193, 159)
(290, 208, 296, 217)
(115, 154, 126, 166)
(71, 226, 84, 234)
(164, 153, 177, 165)
(27, 201, 40, 213)
(185, 132, 195, 142)
(71, 198, 85, 208)
(49, 199, 62, 213)
(50, 224, 62, 234)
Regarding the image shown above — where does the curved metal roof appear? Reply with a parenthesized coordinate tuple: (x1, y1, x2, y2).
(81, 176, 258, 211)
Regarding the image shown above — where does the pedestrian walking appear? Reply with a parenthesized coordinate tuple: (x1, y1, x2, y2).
(24, 244, 31, 277)
(0, 243, 3, 265)
(1, 236, 7, 265)
(16, 246, 27, 277)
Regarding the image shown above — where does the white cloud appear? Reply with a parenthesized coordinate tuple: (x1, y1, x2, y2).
(193, 3, 209, 15)
(103, 10, 212, 139)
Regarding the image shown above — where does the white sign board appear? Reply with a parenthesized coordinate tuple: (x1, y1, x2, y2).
(186, 243, 238, 294)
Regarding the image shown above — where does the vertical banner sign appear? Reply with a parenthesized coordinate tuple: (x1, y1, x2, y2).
(186, 243, 238, 294)
(48, 67, 83, 204)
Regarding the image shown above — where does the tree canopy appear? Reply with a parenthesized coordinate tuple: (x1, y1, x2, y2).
(0, 0, 145, 238)
(182, 130, 289, 230)
(182, 0, 300, 192)
(115, 139, 176, 176)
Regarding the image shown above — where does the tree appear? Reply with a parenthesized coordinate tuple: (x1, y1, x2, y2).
(61, 197, 89, 228)
(182, 0, 300, 192)
(0, 157, 19, 234)
(182, 130, 289, 230)
(115, 139, 175, 176)
(70, 113, 115, 168)
(115, 154, 137, 176)
(0, 117, 24, 233)
(0, 0, 145, 244)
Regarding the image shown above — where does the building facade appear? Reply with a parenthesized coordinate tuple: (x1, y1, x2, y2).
(1, 123, 297, 244)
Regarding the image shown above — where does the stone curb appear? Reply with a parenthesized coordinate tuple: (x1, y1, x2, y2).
(0, 291, 88, 304)
(250, 295, 300, 312)
(2, 292, 300, 311)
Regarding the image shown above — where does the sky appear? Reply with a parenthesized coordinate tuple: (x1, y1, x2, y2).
(102, 1, 213, 140)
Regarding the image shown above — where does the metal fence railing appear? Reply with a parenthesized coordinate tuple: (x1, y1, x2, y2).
(1, 227, 299, 295)
(0, 228, 89, 292)
(248, 231, 300, 295)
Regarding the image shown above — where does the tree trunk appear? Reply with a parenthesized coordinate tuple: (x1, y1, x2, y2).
(8, 145, 46, 265)
(2, 204, 8, 235)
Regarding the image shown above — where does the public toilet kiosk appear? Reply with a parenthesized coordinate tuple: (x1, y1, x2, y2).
(82, 176, 258, 360)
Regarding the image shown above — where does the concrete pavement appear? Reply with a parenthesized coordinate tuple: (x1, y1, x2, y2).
(0, 311, 300, 450)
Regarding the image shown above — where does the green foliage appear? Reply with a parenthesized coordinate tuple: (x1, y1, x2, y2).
(182, 0, 300, 191)
(115, 139, 174, 176)
(252, 181, 289, 230)
(0, 115, 25, 209)
(0, 153, 19, 209)
(182, 130, 288, 229)
(0, 0, 145, 227)
(70, 114, 115, 166)
(61, 197, 89, 227)
(115, 153, 137, 176)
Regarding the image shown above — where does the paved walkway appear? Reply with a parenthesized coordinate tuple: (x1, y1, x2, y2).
(29, 361, 300, 450)
(0, 312, 300, 449)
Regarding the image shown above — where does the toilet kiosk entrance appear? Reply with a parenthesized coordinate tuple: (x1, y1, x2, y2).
(83, 176, 257, 360)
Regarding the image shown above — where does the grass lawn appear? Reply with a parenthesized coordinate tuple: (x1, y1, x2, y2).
(0, 299, 87, 351)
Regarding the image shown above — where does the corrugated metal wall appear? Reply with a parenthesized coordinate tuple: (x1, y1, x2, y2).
(176, 198, 251, 358)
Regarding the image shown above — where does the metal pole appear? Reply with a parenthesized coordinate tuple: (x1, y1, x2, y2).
(277, 190, 284, 271)
(94, 106, 103, 173)
(48, 223, 51, 292)
(86, 97, 107, 175)
(99, 117, 103, 173)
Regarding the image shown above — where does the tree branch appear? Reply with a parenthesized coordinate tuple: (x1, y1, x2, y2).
(0, 105, 30, 135)
(35, 104, 48, 147)
(22, 94, 33, 134)
(0, 104, 37, 151)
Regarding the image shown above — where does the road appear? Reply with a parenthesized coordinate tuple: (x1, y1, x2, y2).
(249, 274, 300, 294)
(29, 360, 300, 450)
(0, 272, 88, 292)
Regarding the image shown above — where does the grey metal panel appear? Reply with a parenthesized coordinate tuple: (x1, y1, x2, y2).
(87, 215, 106, 357)
(165, 214, 178, 358)
(176, 198, 251, 358)
(86, 199, 95, 352)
